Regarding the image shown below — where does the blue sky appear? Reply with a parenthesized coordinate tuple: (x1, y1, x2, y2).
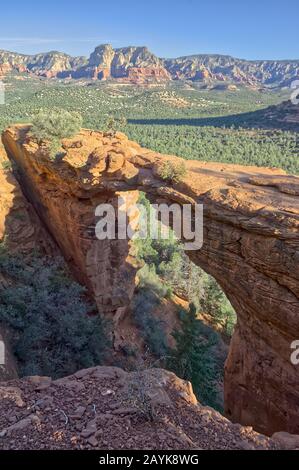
(1, 0, 298, 60)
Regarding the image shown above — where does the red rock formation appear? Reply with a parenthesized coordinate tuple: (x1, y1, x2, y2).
(0, 146, 54, 254)
(37, 69, 69, 79)
(2, 126, 299, 436)
(124, 67, 171, 83)
(95, 67, 111, 80)
(194, 67, 212, 80)
(77, 66, 112, 81)
(15, 64, 27, 73)
(1, 45, 299, 87)
(0, 62, 27, 81)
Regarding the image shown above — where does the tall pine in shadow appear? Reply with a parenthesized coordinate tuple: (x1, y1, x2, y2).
(167, 303, 221, 410)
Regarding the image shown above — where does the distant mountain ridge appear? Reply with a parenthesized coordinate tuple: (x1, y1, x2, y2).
(0, 44, 298, 87)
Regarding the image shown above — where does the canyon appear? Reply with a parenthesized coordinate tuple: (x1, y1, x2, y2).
(0, 44, 299, 86)
(1, 124, 299, 438)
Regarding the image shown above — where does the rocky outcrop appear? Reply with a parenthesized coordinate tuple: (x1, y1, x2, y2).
(0, 366, 280, 450)
(123, 67, 170, 84)
(2, 125, 299, 436)
(1, 45, 298, 86)
(70, 45, 170, 83)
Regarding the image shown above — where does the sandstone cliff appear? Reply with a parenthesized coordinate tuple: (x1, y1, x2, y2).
(164, 54, 299, 87)
(0, 45, 169, 84)
(2, 125, 299, 436)
(0, 44, 298, 86)
(0, 145, 54, 254)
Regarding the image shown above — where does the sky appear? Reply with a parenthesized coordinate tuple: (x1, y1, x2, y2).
(1, 0, 298, 60)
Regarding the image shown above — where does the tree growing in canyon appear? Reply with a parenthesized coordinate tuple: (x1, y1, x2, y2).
(166, 303, 221, 409)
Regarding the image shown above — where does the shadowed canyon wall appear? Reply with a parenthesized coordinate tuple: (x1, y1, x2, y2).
(0, 146, 57, 380)
(2, 125, 299, 436)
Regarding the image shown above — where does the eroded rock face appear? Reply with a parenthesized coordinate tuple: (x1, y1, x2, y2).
(2, 126, 299, 435)
(0, 146, 54, 254)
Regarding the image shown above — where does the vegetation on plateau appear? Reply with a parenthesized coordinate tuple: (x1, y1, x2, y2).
(0, 74, 297, 173)
(156, 160, 187, 183)
(30, 108, 83, 159)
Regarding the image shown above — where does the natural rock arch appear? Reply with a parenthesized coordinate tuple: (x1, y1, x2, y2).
(2, 125, 299, 435)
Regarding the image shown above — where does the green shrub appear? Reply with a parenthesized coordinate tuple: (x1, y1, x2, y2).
(30, 108, 83, 159)
(105, 116, 127, 134)
(138, 264, 172, 299)
(201, 275, 237, 337)
(157, 160, 187, 183)
(0, 248, 110, 378)
(1, 160, 12, 171)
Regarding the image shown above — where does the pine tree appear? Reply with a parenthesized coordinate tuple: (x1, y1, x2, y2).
(167, 303, 220, 408)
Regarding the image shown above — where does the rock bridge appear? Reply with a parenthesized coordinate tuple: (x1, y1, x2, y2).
(2, 125, 299, 435)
